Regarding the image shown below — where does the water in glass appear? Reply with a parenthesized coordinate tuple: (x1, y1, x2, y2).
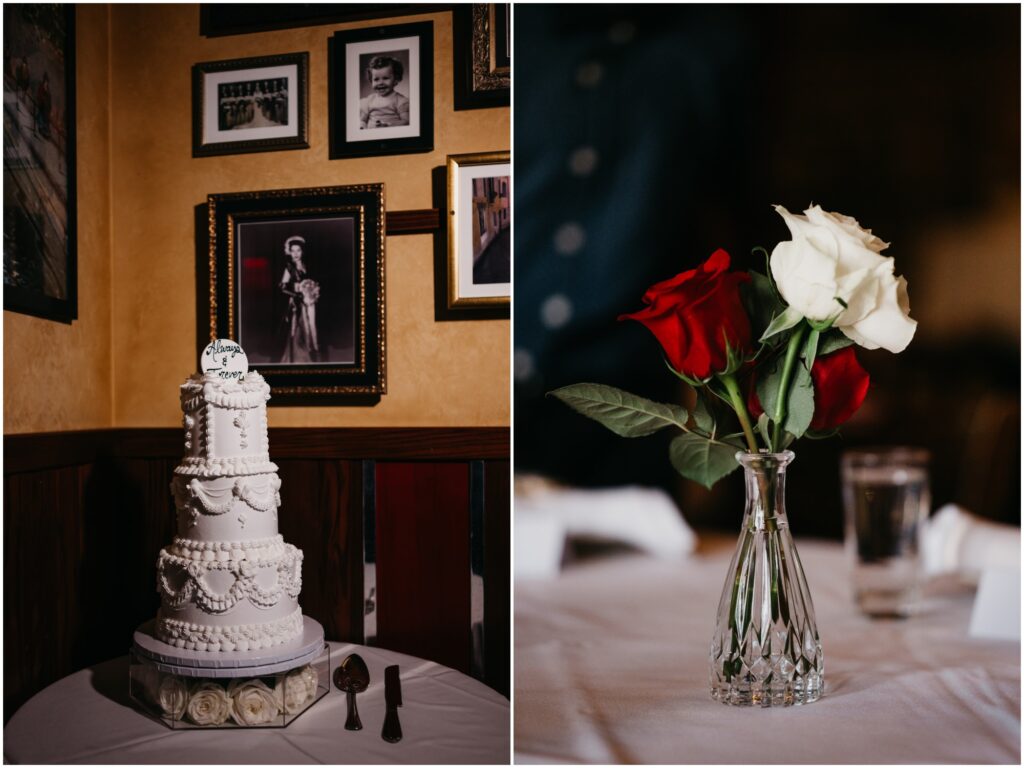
(842, 450, 930, 617)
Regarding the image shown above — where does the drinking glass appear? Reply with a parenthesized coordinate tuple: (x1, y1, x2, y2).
(841, 447, 931, 617)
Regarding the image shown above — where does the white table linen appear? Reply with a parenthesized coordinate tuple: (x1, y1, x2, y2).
(514, 537, 1020, 764)
(5, 641, 509, 764)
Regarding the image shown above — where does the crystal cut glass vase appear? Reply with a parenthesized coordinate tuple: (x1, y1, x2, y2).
(709, 450, 824, 706)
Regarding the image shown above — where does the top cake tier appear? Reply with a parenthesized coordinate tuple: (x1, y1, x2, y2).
(175, 371, 278, 477)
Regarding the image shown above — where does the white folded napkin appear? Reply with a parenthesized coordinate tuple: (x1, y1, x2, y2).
(921, 504, 1020, 641)
(921, 504, 1021, 580)
(515, 477, 697, 580)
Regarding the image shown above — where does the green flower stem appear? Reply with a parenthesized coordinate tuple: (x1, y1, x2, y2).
(771, 322, 809, 449)
(720, 373, 759, 453)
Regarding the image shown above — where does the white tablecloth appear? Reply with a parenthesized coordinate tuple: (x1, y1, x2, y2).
(5, 641, 509, 764)
(515, 537, 1020, 764)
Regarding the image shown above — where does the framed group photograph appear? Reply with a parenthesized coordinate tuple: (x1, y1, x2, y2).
(192, 52, 309, 157)
(204, 184, 386, 399)
(328, 21, 434, 159)
(446, 151, 510, 311)
(453, 4, 510, 110)
(3, 3, 77, 323)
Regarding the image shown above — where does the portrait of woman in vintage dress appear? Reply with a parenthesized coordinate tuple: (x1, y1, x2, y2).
(278, 235, 321, 362)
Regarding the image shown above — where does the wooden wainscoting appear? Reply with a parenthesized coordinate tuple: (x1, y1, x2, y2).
(3, 427, 509, 722)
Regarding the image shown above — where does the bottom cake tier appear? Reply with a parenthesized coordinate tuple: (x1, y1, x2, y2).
(155, 606, 304, 652)
(155, 534, 304, 652)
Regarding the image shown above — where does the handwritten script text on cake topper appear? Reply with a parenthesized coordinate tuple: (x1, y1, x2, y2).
(201, 339, 249, 379)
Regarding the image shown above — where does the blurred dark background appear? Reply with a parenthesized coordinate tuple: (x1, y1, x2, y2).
(513, 4, 1020, 538)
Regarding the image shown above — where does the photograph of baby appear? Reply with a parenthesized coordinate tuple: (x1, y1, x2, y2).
(330, 22, 431, 158)
(216, 77, 288, 131)
(358, 50, 410, 129)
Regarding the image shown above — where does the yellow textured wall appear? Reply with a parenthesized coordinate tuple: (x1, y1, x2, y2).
(109, 5, 509, 427)
(3, 5, 113, 434)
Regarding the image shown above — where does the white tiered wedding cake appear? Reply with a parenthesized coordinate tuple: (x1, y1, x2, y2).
(154, 359, 304, 653)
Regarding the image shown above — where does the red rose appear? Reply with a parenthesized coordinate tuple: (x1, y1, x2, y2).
(747, 346, 870, 431)
(619, 249, 753, 379)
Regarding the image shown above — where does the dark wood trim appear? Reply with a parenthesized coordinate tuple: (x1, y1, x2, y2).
(269, 427, 508, 460)
(387, 208, 441, 235)
(2, 430, 116, 474)
(5, 427, 509, 474)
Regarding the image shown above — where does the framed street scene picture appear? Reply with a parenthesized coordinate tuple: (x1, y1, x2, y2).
(3, 3, 77, 323)
(453, 4, 510, 110)
(446, 151, 510, 311)
(204, 184, 386, 399)
(192, 52, 309, 157)
(328, 21, 433, 159)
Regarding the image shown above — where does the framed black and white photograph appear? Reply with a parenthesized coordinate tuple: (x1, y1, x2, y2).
(329, 21, 433, 159)
(453, 4, 510, 110)
(204, 184, 385, 399)
(192, 52, 308, 157)
(446, 151, 510, 311)
(3, 3, 77, 323)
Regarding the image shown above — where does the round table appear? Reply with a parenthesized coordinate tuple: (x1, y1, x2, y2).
(5, 641, 509, 764)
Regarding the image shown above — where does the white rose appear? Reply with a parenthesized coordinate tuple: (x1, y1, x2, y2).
(770, 204, 917, 353)
(157, 676, 189, 720)
(186, 682, 233, 726)
(276, 665, 319, 714)
(227, 678, 281, 726)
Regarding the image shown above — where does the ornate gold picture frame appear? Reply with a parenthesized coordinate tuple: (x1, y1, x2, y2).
(203, 184, 386, 401)
(453, 4, 510, 110)
(446, 151, 511, 311)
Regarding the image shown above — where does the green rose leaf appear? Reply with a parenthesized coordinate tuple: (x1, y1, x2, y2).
(759, 306, 804, 345)
(691, 388, 716, 435)
(802, 327, 821, 372)
(669, 432, 741, 489)
(719, 432, 748, 449)
(817, 329, 855, 357)
(756, 412, 774, 451)
(742, 270, 786, 343)
(548, 383, 688, 437)
(756, 355, 815, 439)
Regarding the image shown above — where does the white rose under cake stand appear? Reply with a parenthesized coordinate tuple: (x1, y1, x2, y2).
(130, 617, 330, 728)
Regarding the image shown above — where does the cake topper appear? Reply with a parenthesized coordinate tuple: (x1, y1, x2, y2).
(201, 339, 249, 380)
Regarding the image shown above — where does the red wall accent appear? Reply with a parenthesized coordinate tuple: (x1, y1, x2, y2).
(374, 462, 472, 674)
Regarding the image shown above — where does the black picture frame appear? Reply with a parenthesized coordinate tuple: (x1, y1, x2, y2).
(453, 4, 510, 110)
(199, 4, 452, 37)
(192, 52, 309, 158)
(328, 21, 434, 159)
(203, 185, 386, 401)
(3, 3, 77, 323)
